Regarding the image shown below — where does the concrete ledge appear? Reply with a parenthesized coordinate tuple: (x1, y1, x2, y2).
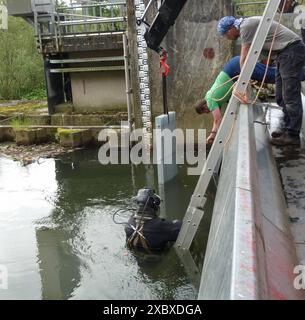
(0, 127, 15, 142)
(0, 124, 126, 147)
(58, 129, 93, 148)
(15, 129, 38, 146)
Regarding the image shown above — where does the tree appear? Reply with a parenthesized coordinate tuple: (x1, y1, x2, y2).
(0, 17, 45, 100)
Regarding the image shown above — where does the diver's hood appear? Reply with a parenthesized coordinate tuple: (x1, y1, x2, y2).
(134, 206, 158, 220)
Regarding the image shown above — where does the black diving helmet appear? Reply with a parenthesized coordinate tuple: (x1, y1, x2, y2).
(134, 188, 161, 211)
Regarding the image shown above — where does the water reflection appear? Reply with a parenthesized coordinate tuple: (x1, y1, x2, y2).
(37, 150, 198, 299)
(36, 228, 82, 300)
(0, 149, 208, 300)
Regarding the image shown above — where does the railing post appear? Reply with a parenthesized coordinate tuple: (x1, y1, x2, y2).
(123, 32, 134, 134)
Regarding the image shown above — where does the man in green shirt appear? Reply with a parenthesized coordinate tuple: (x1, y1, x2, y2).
(195, 56, 276, 144)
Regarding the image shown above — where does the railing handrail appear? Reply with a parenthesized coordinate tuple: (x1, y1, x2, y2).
(235, 1, 268, 7)
(57, 2, 126, 10)
(58, 16, 126, 27)
(32, 0, 127, 50)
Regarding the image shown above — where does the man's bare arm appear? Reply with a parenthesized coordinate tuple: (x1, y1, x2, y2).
(240, 44, 251, 69)
(207, 107, 222, 145)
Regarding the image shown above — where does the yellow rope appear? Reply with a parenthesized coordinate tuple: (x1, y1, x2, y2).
(210, 75, 239, 102)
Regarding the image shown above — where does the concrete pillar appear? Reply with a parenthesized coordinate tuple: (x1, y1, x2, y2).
(44, 57, 65, 114)
(155, 111, 177, 184)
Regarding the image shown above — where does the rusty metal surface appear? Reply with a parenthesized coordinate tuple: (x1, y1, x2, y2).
(231, 105, 268, 300)
(255, 106, 305, 300)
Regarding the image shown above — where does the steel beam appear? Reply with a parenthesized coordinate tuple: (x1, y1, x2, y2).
(50, 66, 125, 73)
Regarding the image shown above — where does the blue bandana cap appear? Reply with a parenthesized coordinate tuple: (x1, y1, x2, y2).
(217, 16, 243, 36)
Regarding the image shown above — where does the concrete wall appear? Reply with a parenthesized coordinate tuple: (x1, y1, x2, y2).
(7, 0, 33, 16)
(7, 0, 52, 16)
(127, 0, 233, 131)
(71, 71, 127, 112)
(69, 50, 127, 112)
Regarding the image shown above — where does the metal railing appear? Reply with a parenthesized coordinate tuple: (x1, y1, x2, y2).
(233, 1, 268, 16)
(33, 0, 127, 51)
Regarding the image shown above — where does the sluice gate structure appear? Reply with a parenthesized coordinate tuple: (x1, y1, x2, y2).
(5, 0, 305, 299)
(7, 0, 133, 130)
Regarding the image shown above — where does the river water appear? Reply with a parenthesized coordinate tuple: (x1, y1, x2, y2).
(0, 149, 213, 300)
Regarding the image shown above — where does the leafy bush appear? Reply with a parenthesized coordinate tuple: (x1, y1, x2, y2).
(10, 117, 31, 129)
(22, 88, 47, 101)
(0, 17, 45, 100)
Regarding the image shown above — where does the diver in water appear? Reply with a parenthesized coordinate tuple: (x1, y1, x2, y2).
(124, 188, 182, 252)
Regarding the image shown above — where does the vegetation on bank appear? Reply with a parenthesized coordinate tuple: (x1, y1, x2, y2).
(0, 101, 47, 116)
(0, 17, 46, 101)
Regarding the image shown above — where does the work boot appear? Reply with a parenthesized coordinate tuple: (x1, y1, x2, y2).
(271, 127, 286, 138)
(270, 132, 300, 146)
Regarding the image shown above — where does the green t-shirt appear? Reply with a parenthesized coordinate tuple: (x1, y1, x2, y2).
(204, 71, 234, 111)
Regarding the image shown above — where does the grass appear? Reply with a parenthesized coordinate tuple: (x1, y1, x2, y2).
(10, 118, 31, 130)
(57, 128, 83, 134)
(0, 101, 47, 116)
(21, 88, 47, 101)
(56, 128, 84, 141)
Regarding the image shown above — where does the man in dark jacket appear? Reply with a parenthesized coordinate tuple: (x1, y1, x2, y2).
(125, 188, 182, 252)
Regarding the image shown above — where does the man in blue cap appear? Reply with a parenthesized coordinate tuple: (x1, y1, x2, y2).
(217, 15, 305, 146)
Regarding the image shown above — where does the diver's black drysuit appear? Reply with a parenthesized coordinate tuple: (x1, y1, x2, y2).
(125, 207, 182, 251)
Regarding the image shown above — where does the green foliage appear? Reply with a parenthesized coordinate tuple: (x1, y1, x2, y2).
(22, 87, 47, 101)
(10, 117, 31, 130)
(0, 17, 45, 100)
(56, 128, 83, 141)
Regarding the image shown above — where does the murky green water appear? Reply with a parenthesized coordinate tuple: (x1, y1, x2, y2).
(0, 149, 213, 300)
